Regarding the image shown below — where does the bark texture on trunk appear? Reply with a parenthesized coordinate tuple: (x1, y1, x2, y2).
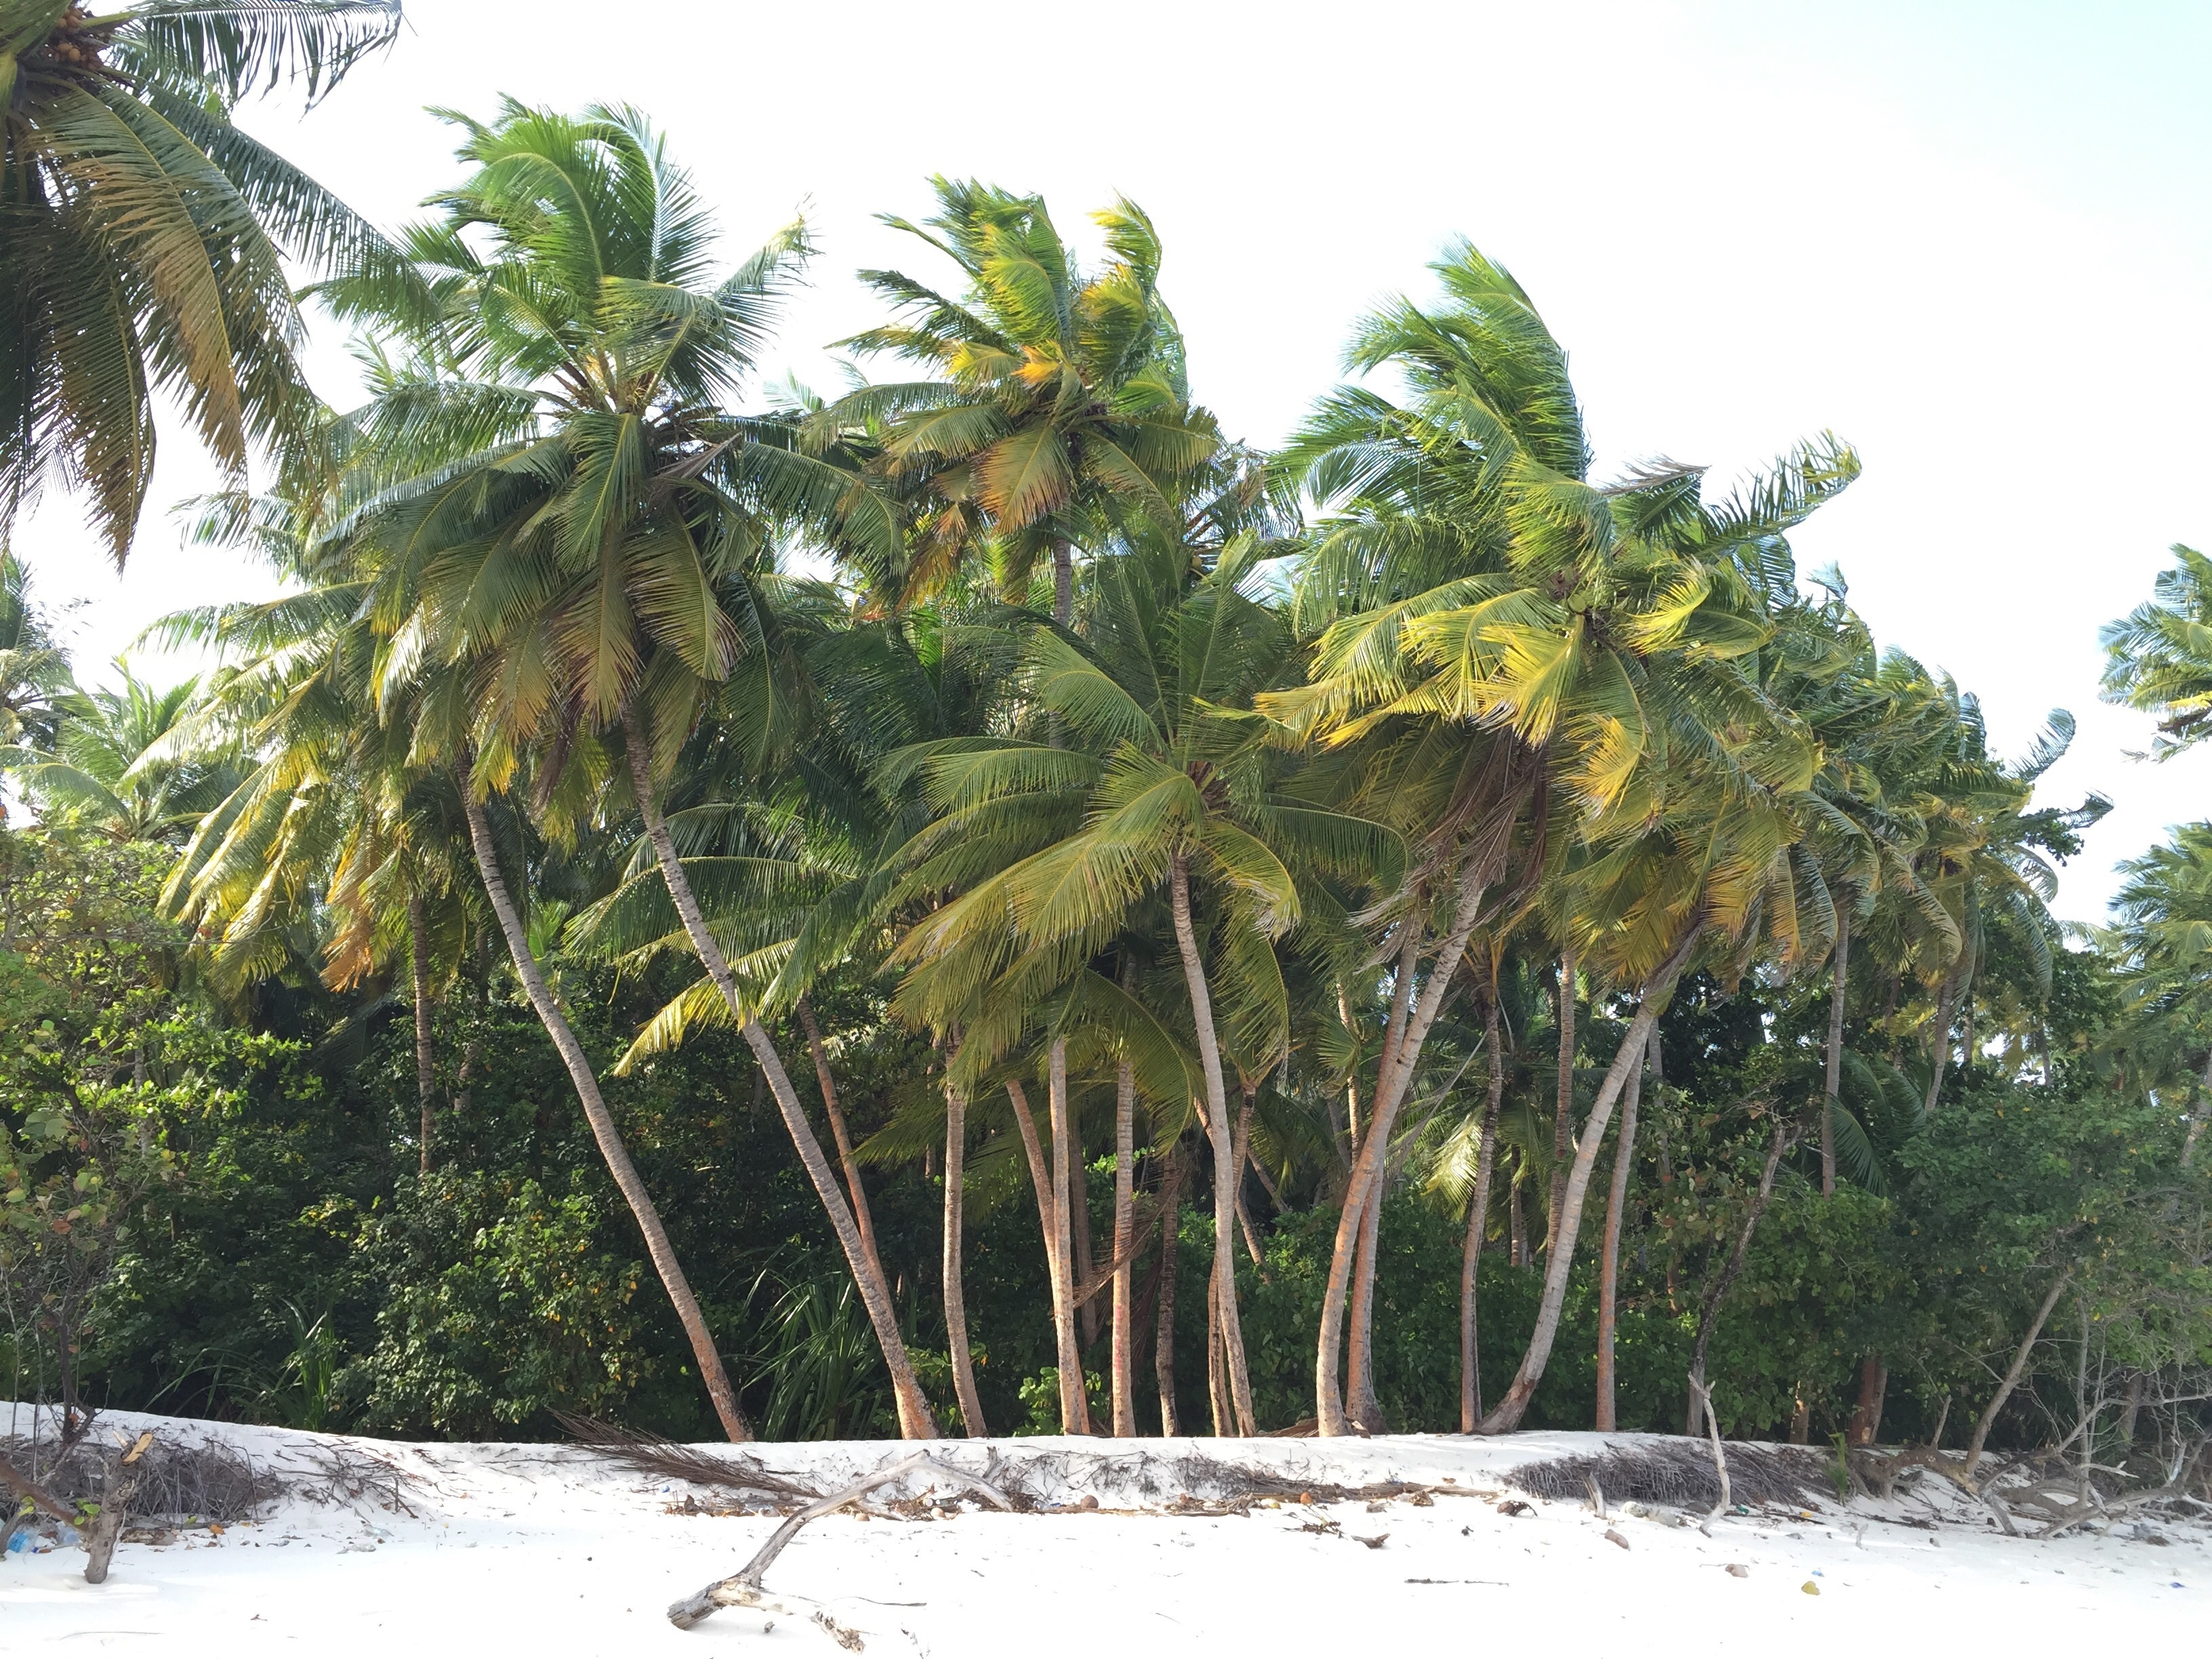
(1316, 869, 1488, 1435)
(1923, 971, 1957, 1116)
(1008, 1078, 1085, 1433)
(1593, 1025, 1652, 1432)
(1155, 1141, 1186, 1435)
(1822, 906, 1849, 1197)
(1477, 927, 1703, 1435)
(1111, 1056, 1137, 1437)
(1545, 947, 1577, 1251)
(797, 997, 884, 1286)
(408, 884, 436, 1179)
(459, 783, 750, 1443)
(619, 718, 934, 1438)
(1345, 1172, 1386, 1432)
(1169, 855, 1255, 1435)
(941, 1082, 986, 1436)
(1847, 1355, 1889, 1448)
(1048, 1040, 1090, 1431)
(1459, 988, 1505, 1433)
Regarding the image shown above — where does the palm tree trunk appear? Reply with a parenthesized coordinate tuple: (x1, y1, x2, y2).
(1007, 1078, 1084, 1431)
(458, 783, 750, 1443)
(618, 716, 935, 1439)
(1345, 1174, 1386, 1431)
(1316, 863, 1489, 1435)
(1509, 1168, 1525, 1267)
(1155, 1141, 1187, 1435)
(942, 1080, 987, 1436)
(1111, 1056, 1137, 1436)
(1052, 537, 1074, 628)
(1048, 1040, 1090, 1431)
(1823, 907, 1850, 1196)
(1233, 1091, 1265, 1269)
(1683, 1119, 1792, 1435)
(1923, 970, 1957, 1116)
(1594, 1025, 1652, 1432)
(1477, 925, 1704, 1435)
(1544, 947, 1577, 1251)
(1168, 854, 1256, 1435)
(1459, 988, 1505, 1432)
(1847, 1355, 1889, 1447)
(797, 997, 885, 1288)
(407, 883, 436, 1179)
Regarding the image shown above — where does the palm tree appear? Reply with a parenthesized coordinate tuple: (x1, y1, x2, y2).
(1271, 239, 1855, 1435)
(2, 0, 402, 561)
(823, 178, 1219, 624)
(888, 533, 1400, 1435)
(14, 663, 239, 842)
(0, 549, 73, 793)
(2103, 824, 2212, 1166)
(2102, 543, 2212, 758)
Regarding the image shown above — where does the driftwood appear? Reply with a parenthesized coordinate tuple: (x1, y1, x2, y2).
(556, 1414, 816, 1501)
(1688, 1376, 1732, 1534)
(668, 1451, 1012, 1635)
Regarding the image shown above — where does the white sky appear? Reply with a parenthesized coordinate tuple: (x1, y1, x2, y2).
(16, 0, 2211, 920)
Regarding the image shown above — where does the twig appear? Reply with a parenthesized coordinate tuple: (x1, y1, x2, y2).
(1688, 1376, 1730, 1535)
(668, 1451, 1012, 1633)
(1584, 1472, 1607, 1520)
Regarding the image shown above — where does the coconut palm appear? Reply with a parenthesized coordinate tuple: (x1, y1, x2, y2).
(823, 178, 1220, 623)
(2102, 824, 2212, 1165)
(1271, 239, 1856, 1435)
(1, 0, 402, 561)
(0, 548, 73, 783)
(2102, 543, 2212, 758)
(13, 663, 241, 842)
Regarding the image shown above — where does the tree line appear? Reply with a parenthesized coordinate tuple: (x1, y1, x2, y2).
(3, 6, 2207, 1468)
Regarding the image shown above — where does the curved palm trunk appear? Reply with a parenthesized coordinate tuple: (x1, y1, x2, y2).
(458, 785, 750, 1443)
(1459, 990, 1505, 1432)
(941, 1081, 987, 1435)
(1822, 908, 1850, 1195)
(1923, 970, 1957, 1116)
(798, 997, 886, 1288)
(1111, 1055, 1138, 1436)
(1544, 948, 1577, 1252)
(1477, 926, 1702, 1435)
(1317, 865, 1488, 1435)
(407, 883, 436, 1178)
(1345, 1178, 1387, 1431)
(621, 720, 936, 1439)
(1168, 855, 1255, 1435)
(1008, 1078, 1086, 1432)
(1593, 1025, 1652, 1431)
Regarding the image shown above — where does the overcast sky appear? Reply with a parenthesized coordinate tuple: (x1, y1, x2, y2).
(16, 0, 2211, 920)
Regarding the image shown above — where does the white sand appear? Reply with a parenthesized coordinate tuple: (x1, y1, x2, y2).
(3, 1408, 2200, 1655)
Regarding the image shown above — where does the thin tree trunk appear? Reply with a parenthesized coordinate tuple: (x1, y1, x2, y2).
(458, 782, 750, 1443)
(1545, 947, 1577, 1250)
(1073, 1124, 1100, 1350)
(1923, 970, 1957, 1116)
(1595, 1025, 1652, 1431)
(1685, 1120, 1793, 1437)
(1168, 855, 1256, 1435)
(1478, 926, 1704, 1435)
(407, 883, 436, 1178)
(1155, 1142, 1187, 1435)
(797, 997, 885, 1289)
(1345, 1176, 1387, 1431)
(1232, 1084, 1265, 1270)
(1052, 537, 1074, 627)
(1963, 1273, 2070, 1481)
(1823, 905, 1849, 1196)
(1008, 1078, 1084, 1433)
(1205, 1260, 1231, 1435)
(1317, 862, 1490, 1435)
(941, 1080, 986, 1436)
(1111, 1055, 1137, 1437)
(1509, 1165, 1526, 1267)
(618, 716, 935, 1438)
(1049, 1039, 1090, 1431)
(1460, 987, 1505, 1433)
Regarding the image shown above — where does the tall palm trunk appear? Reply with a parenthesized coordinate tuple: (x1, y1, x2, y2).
(941, 1080, 987, 1435)
(1155, 1141, 1187, 1434)
(1923, 970, 1957, 1116)
(1822, 907, 1850, 1195)
(797, 997, 885, 1286)
(1168, 854, 1255, 1435)
(1317, 863, 1488, 1435)
(407, 883, 436, 1178)
(1593, 1025, 1653, 1431)
(1009, 1078, 1086, 1432)
(458, 783, 750, 1443)
(1544, 947, 1577, 1250)
(1111, 1055, 1138, 1435)
(1477, 926, 1702, 1435)
(1049, 1038, 1091, 1430)
(1344, 1174, 1387, 1431)
(1458, 989, 1505, 1432)
(619, 718, 935, 1438)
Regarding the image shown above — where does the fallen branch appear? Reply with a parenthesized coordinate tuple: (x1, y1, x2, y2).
(0, 1451, 75, 1524)
(668, 1451, 1012, 1634)
(1687, 1375, 1730, 1536)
